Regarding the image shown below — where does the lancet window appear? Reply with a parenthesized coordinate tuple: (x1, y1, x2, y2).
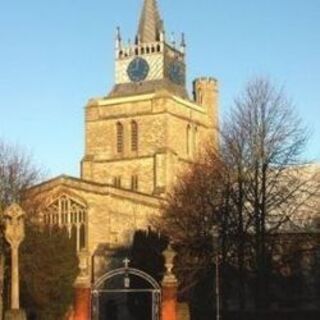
(131, 121, 138, 152)
(42, 195, 88, 252)
(116, 122, 124, 153)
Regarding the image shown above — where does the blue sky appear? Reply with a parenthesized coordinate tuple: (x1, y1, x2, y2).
(0, 0, 319, 177)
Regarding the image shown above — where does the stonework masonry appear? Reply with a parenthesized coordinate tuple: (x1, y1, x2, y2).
(26, 0, 220, 283)
(81, 89, 217, 195)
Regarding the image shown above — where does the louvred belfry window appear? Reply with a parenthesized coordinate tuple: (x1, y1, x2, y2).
(117, 122, 124, 153)
(131, 121, 138, 152)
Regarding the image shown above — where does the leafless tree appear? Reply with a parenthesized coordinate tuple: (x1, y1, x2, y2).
(0, 139, 44, 317)
(0, 140, 43, 213)
(157, 77, 320, 315)
(222, 77, 319, 310)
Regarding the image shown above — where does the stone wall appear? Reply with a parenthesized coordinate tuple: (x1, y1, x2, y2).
(82, 90, 217, 195)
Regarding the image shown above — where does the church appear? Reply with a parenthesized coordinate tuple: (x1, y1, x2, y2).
(27, 0, 219, 281)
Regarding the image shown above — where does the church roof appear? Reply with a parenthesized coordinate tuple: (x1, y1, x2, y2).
(26, 175, 163, 206)
(108, 79, 189, 99)
(137, 0, 163, 43)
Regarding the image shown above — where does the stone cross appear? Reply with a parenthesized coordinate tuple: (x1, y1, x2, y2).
(123, 257, 130, 269)
(4, 204, 25, 310)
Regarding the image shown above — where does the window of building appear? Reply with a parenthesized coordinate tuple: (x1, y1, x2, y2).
(131, 121, 138, 152)
(114, 176, 122, 188)
(42, 195, 88, 252)
(116, 122, 124, 153)
(131, 175, 139, 191)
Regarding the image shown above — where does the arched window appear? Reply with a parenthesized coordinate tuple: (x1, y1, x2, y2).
(187, 124, 192, 156)
(116, 122, 124, 153)
(131, 121, 138, 152)
(42, 195, 88, 252)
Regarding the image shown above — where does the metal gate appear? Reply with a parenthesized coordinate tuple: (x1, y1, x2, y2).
(92, 259, 161, 320)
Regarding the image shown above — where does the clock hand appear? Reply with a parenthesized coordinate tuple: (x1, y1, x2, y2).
(132, 59, 137, 73)
(135, 59, 140, 72)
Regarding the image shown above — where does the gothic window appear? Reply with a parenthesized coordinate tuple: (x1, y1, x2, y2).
(131, 121, 138, 152)
(131, 175, 139, 191)
(116, 122, 124, 153)
(42, 195, 88, 252)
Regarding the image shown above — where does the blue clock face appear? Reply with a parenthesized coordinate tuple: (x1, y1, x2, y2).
(127, 57, 150, 82)
(168, 61, 185, 85)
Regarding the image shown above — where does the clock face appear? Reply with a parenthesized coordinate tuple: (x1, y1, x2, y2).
(168, 61, 185, 85)
(127, 57, 150, 82)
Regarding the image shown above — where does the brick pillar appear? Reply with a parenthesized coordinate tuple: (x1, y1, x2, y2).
(73, 250, 91, 320)
(162, 244, 178, 320)
(73, 285, 91, 320)
(162, 277, 178, 320)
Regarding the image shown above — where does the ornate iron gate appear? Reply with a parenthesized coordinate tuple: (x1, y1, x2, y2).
(92, 259, 161, 320)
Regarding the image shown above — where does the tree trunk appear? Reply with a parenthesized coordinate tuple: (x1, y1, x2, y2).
(0, 254, 4, 319)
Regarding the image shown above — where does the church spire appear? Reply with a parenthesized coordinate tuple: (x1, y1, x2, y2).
(137, 0, 163, 43)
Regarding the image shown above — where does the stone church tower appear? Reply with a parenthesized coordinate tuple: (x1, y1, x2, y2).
(27, 0, 219, 279)
(81, 0, 218, 196)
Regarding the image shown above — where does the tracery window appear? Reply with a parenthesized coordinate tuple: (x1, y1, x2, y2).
(42, 195, 87, 251)
(116, 122, 124, 153)
(131, 121, 138, 152)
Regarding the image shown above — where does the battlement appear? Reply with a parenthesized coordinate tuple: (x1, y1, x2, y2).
(116, 40, 185, 60)
(193, 77, 218, 85)
(117, 41, 164, 60)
